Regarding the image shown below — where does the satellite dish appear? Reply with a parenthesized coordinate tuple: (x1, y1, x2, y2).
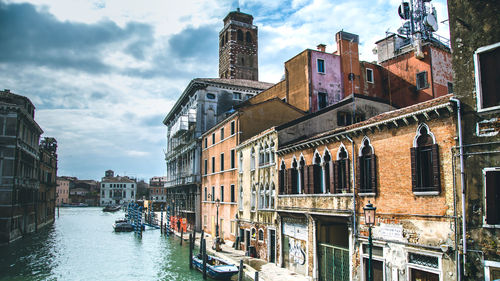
(424, 14, 438, 31)
(398, 21, 411, 36)
(398, 2, 410, 20)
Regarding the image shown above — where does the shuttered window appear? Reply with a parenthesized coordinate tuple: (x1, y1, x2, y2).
(358, 139, 377, 194)
(335, 147, 350, 193)
(411, 125, 440, 193)
(485, 169, 500, 225)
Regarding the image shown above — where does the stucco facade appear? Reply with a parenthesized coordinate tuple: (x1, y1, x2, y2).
(237, 128, 279, 263)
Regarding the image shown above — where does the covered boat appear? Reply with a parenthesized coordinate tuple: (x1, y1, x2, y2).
(192, 253, 239, 280)
(113, 222, 134, 232)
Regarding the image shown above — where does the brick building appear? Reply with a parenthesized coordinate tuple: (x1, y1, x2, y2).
(201, 99, 304, 243)
(0, 89, 44, 243)
(149, 176, 167, 202)
(277, 95, 459, 280)
(447, 1, 500, 279)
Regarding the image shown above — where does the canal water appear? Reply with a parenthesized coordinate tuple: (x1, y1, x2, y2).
(0, 207, 224, 281)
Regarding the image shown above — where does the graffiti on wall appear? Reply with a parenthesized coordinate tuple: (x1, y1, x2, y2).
(289, 238, 306, 265)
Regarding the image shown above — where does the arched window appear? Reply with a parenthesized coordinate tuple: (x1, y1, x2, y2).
(297, 157, 304, 194)
(323, 150, 332, 193)
(269, 141, 275, 163)
(264, 143, 270, 164)
(411, 124, 440, 192)
(258, 229, 264, 241)
(313, 153, 322, 193)
(335, 145, 350, 193)
(270, 183, 276, 208)
(251, 185, 256, 210)
(265, 183, 270, 209)
(358, 137, 377, 193)
(225, 32, 228, 43)
(239, 179, 243, 210)
(237, 29, 244, 41)
(251, 228, 256, 240)
(279, 161, 286, 194)
(251, 148, 256, 170)
(259, 145, 264, 166)
(259, 185, 265, 209)
(246, 31, 252, 43)
(220, 35, 225, 47)
(292, 159, 299, 194)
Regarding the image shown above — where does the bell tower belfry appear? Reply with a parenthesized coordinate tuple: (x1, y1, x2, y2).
(218, 9, 258, 81)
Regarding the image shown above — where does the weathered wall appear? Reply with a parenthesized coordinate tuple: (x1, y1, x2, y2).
(284, 50, 311, 112)
(448, 0, 500, 279)
(310, 50, 342, 112)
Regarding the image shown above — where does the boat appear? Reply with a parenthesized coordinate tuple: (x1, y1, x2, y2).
(103, 205, 121, 212)
(192, 253, 239, 280)
(113, 222, 134, 232)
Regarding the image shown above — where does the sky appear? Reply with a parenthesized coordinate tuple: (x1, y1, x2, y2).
(0, 0, 450, 181)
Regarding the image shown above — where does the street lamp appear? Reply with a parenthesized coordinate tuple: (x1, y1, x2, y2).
(363, 201, 376, 281)
(215, 198, 220, 237)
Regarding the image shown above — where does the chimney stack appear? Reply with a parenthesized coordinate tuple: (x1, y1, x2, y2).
(316, 44, 326, 52)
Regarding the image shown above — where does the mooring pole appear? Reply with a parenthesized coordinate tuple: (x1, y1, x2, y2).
(238, 260, 243, 281)
(189, 233, 193, 269)
(200, 230, 204, 254)
(180, 227, 184, 245)
(255, 271, 259, 281)
(57, 206, 59, 218)
(202, 239, 207, 280)
(160, 205, 164, 234)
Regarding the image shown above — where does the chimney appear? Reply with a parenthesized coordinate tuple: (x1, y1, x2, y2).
(316, 44, 326, 52)
(335, 31, 361, 96)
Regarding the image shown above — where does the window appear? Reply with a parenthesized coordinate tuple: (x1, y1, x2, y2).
(279, 161, 286, 194)
(251, 148, 255, 170)
(259, 185, 265, 209)
(237, 29, 243, 41)
(212, 133, 215, 144)
(204, 159, 208, 174)
(317, 59, 325, 73)
(251, 186, 256, 210)
(258, 229, 264, 241)
(231, 184, 235, 203)
(206, 93, 216, 99)
(220, 153, 224, 171)
(220, 186, 224, 202)
(233, 92, 241, 100)
(204, 138, 207, 148)
(239, 152, 243, 173)
(251, 228, 256, 240)
(323, 151, 332, 193)
(416, 71, 429, 90)
(212, 157, 215, 173)
(230, 149, 235, 169)
(270, 184, 275, 208)
(318, 92, 327, 110)
(230, 121, 235, 135)
(358, 138, 377, 194)
(484, 168, 500, 225)
(220, 128, 224, 140)
(411, 124, 440, 193)
(366, 68, 374, 83)
(474, 42, 500, 111)
(246, 31, 252, 43)
(212, 186, 215, 201)
(335, 146, 350, 193)
(447, 82, 454, 94)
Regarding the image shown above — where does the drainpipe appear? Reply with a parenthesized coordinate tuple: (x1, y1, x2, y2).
(345, 135, 356, 237)
(450, 97, 466, 278)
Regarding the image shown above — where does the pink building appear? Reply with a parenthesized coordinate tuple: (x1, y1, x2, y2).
(56, 178, 70, 205)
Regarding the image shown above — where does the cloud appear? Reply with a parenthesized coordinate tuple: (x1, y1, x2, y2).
(0, 2, 154, 73)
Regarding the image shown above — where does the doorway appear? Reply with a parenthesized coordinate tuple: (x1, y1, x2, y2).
(269, 229, 276, 263)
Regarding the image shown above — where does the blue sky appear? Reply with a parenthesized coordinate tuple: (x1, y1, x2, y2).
(0, 0, 450, 181)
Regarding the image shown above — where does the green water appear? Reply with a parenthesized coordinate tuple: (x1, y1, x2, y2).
(0, 207, 212, 281)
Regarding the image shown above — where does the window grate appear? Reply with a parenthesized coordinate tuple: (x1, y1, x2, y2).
(409, 253, 438, 268)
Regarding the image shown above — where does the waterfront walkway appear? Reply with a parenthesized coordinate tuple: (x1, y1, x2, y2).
(170, 229, 307, 281)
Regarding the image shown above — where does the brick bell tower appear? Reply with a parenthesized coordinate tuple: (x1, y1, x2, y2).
(219, 9, 258, 81)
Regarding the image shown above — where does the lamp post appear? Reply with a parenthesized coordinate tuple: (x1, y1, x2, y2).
(363, 201, 376, 281)
(215, 198, 220, 237)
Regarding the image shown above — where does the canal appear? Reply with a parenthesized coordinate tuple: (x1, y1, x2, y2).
(0, 207, 220, 281)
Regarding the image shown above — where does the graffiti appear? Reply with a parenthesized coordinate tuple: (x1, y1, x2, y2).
(289, 239, 306, 265)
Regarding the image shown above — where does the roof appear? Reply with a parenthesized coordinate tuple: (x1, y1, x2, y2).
(163, 78, 274, 124)
(101, 176, 135, 183)
(279, 94, 455, 151)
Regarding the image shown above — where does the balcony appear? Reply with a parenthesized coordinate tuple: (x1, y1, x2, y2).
(165, 174, 201, 188)
(171, 115, 188, 137)
(277, 193, 353, 215)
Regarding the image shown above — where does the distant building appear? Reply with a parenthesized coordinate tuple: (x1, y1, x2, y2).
(37, 137, 58, 228)
(56, 178, 71, 206)
(149, 176, 167, 202)
(100, 170, 136, 206)
(0, 89, 44, 243)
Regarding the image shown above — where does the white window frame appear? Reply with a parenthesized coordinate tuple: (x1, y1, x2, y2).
(366, 68, 374, 83)
(474, 42, 500, 112)
(360, 243, 385, 281)
(317, 59, 325, 74)
(485, 260, 500, 281)
(482, 167, 500, 228)
(406, 248, 442, 281)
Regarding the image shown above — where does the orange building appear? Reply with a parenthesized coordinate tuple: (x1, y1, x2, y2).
(201, 99, 305, 243)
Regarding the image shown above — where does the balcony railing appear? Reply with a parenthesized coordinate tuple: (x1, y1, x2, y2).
(165, 174, 201, 188)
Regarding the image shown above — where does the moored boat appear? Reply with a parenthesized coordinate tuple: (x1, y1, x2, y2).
(192, 253, 239, 280)
(103, 205, 121, 212)
(113, 222, 134, 232)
